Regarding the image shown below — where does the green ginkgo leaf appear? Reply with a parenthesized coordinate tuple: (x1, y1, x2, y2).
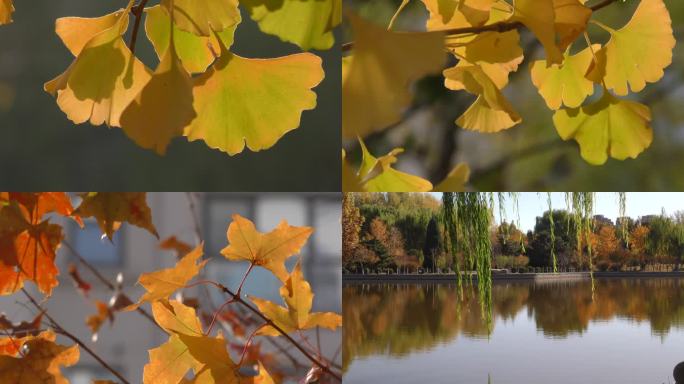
(530, 45, 599, 110)
(553, 91, 653, 165)
(183, 38, 324, 155)
(241, 0, 340, 50)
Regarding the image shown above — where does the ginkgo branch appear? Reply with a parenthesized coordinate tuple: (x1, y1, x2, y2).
(62, 239, 161, 331)
(129, 0, 150, 54)
(216, 283, 343, 381)
(21, 289, 131, 384)
(341, 0, 620, 52)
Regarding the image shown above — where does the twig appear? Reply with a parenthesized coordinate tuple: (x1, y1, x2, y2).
(128, 0, 150, 54)
(62, 240, 161, 330)
(216, 284, 342, 382)
(342, 0, 620, 52)
(21, 289, 131, 384)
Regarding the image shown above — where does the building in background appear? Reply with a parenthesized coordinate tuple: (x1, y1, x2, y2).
(0, 192, 342, 383)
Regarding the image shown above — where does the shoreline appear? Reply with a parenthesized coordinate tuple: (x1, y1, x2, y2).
(342, 271, 684, 284)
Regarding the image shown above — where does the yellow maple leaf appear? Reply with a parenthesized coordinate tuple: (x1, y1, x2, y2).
(444, 64, 521, 132)
(183, 37, 323, 155)
(220, 214, 313, 282)
(530, 45, 600, 110)
(73, 192, 159, 240)
(250, 261, 341, 336)
(586, 0, 675, 96)
(0, 331, 79, 384)
(127, 245, 207, 311)
(553, 91, 653, 165)
(343, 13, 445, 138)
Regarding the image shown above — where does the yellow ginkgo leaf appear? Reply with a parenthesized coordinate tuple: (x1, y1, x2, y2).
(530, 45, 600, 110)
(54, 5, 131, 57)
(444, 64, 521, 132)
(241, 0, 339, 50)
(220, 214, 313, 282)
(553, 0, 591, 52)
(343, 14, 445, 138)
(342, 150, 365, 192)
(433, 163, 471, 192)
(358, 138, 433, 192)
(126, 244, 207, 311)
(511, 0, 563, 65)
(586, 0, 675, 96)
(145, 5, 229, 74)
(250, 261, 342, 336)
(420, 0, 495, 30)
(120, 35, 196, 155)
(0, 0, 14, 25)
(553, 91, 653, 165)
(160, 0, 241, 37)
(184, 38, 323, 155)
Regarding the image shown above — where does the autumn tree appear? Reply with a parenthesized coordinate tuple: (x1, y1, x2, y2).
(630, 225, 650, 269)
(342, 193, 364, 266)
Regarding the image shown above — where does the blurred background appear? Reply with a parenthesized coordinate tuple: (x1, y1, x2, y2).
(0, 1, 340, 191)
(0, 192, 342, 382)
(343, 0, 684, 190)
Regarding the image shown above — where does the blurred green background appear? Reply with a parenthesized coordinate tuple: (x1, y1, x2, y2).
(344, 0, 684, 191)
(0, 0, 340, 190)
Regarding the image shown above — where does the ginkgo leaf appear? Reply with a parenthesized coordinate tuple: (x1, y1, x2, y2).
(343, 14, 445, 138)
(220, 214, 312, 282)
(184, 38, 323, 155)
(0, 331, 79, 384)
(357, 138, 433, 192)
(45, 6, 152, 128)
(553, 0, 591, 53)
(444, 64, 521, 132)
(586, 0, 675, 96)
(433, 163, 471, 192)
(420, 0, 495, 30)
(553, 91, 653, 165)
(511, 0, 563, 65)
(73, 192, 159, 240)
(342, 150, 365, 192)
(250, 261, 341, 336)
(160, 0, 241, 37)
(127, 245, 207, 311)
(241, 0, 339, 50)
(0, 0, 14, 25)
(120, 35, 196, 155)
(530, 45, 600, 109)
(145, 5, 230, 74)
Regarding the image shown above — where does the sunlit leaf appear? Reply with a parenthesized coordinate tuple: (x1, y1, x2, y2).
(0, 0, 14, 25)
(433, 163, 471, 192)
(73, 192, 158, 240)
(357, 138, 433, 192)
(0, 331, 79, 384)
(511, 0, 563, 65)
(160, 0, 241, 37)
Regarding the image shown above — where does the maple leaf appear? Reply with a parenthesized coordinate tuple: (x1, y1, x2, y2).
(127, 244, 207, 311)
(144, 5, 230, 75)
(250, 261, 341, 336)
(8, 193, 82, 227)
(45, 4, 152, 128)
(220, 214, 313, 282)
(531, 45, 600, 110)
(159, 236, 194, 259)
(0, 331, 80, 384)
(586, 0, 675, 96)
(67, 263, 92, 297)
(241, 0, 340, 50)
(120, 32, 196, 155)
(444, 63, 521, 132)
(184, 38, 324, 155)
(0, 0, 13, 25)
(73, 192, 159, 241)
(553, 91, 653, 165)
(342, 13, 445, 138)
(160, 0, 241, 37)
(86, 300, 113, 335)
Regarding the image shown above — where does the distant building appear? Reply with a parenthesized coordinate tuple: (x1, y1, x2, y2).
(593, 214, 613, 228)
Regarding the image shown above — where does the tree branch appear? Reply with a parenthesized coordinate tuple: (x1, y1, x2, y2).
(21, 289, 131, 384)
(128, 0, 150, 54)
(342, 0, 620, 52)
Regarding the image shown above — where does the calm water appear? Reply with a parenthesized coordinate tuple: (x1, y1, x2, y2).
(343, 279, 684, 384)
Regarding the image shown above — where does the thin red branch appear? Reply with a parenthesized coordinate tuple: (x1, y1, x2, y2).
(238, 323, 266, 366)
(204, 297, 236, 336)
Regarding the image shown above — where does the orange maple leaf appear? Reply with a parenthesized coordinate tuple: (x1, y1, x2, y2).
(73, 192, 159, 240)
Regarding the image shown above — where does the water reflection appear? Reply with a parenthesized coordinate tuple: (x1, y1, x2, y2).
(343, 279, 684, 370)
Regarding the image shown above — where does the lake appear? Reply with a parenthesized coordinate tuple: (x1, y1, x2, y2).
(343, 278, 684, 384)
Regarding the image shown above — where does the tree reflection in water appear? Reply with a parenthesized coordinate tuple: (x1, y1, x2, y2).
(343, 279, 684, 370)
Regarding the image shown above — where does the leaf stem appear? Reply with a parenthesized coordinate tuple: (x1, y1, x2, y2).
(21, 289, 131, 384)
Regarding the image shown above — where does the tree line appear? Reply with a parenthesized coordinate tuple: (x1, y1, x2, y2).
(342, 193, 684, 273)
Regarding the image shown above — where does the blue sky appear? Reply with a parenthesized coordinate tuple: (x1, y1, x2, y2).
(431, 193, 684, 232)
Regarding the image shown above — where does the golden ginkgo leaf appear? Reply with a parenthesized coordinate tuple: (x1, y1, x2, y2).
(553, 91, 653, 165)
(160, 0, 241, 37)
(586, 0, 675, 96)
(511, 0, 563, 65)
(433, 163, 471, 192)
(220, 214, 313, 282)
(357, 139, 433, 192)
(420, 0, 495, 30)
(530, 45, 600, 110)
(343, 13, 445, 138)
(553, 0, 591, 53)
